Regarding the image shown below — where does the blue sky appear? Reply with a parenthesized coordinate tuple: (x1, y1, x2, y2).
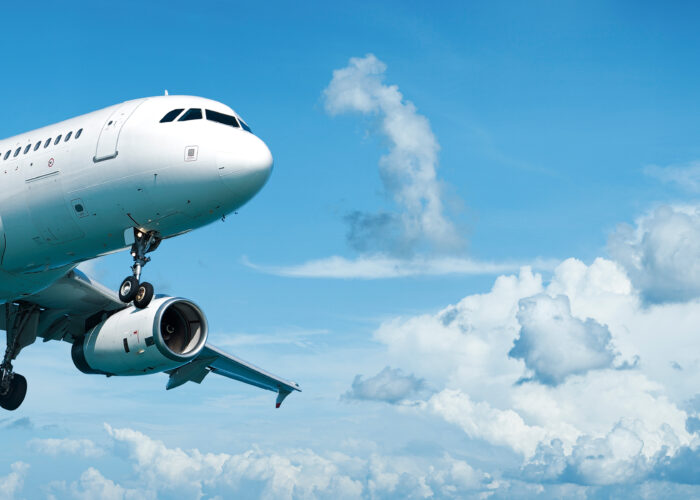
(4, 1, 700, 498)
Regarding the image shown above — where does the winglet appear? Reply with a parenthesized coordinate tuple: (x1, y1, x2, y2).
(276, 388, 292, 408)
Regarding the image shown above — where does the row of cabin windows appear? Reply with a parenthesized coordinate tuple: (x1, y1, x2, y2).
(159, 108, 252, 132)
(2, 128, 83, 161)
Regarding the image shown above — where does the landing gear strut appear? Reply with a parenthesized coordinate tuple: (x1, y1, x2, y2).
(0, 302, 38, 411)
(119, 229, 160, 309)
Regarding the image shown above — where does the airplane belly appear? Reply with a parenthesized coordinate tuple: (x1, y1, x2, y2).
(0, 214, 5, 267)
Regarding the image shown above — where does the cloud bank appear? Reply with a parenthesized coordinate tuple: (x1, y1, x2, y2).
(371, 257, 698, 487)
(30, 424, 496, 500)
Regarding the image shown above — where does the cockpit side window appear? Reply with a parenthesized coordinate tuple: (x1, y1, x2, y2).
(160, 109, 184, 123)
(239, 119, 252, 133)
(178, 109, 202, 121)
(205, 109, 240, 128)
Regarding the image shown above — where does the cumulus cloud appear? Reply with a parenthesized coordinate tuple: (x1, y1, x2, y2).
(343, 366, 429, 404)
(243, 254, 556, 279)
(375, 266, 544, 399)
(371, 257, 697, 485)
(61, 468, 148, 500)
(524, 424, 654, 486)
(428, 389, 550, 458)
(509, 294, 617, 385)
(98, 424, 492, 499)
(29, 437, 104, 458)
(324, 54, 461, 255)
(609, 204, 700, 303)
(0, 462, 29, 500)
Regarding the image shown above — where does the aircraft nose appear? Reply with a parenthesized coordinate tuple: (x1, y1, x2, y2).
(217, 134, 273, 198)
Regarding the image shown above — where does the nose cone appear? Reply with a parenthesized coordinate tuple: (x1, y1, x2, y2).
(217, 134, 273, 202)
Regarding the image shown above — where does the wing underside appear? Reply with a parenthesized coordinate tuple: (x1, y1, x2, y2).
(166, 345, 301, 407)
(9, 268, 300, 407)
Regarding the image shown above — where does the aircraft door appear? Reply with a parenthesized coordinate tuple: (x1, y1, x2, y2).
(94, 100, 145, 162)
(25, 154, 85, 246)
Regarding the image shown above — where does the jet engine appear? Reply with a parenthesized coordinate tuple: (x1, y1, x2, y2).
(72, 297, 208, 376)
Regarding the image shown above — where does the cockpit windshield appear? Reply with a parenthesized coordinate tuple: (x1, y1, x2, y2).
(206, 109, 239, 128)
(179, 109, 203, 121)
(159, 109, 184, 122)
(159, 107, 252, 133)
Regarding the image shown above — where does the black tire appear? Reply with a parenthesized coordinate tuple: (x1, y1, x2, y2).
(119, 276, 139, 303)
(134, 282, 154, 309)
(0, 374, 27, 411)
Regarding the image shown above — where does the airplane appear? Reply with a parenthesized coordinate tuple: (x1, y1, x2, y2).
(0, 95, 300, 411)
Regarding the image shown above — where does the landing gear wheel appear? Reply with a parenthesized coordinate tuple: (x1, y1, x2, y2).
(119, 276, 139, 303)
(134, 282, 154, 309)
(0, 374, 27, 411)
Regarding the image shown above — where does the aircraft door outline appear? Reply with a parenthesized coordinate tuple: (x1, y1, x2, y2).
(94, 100, 146, 163)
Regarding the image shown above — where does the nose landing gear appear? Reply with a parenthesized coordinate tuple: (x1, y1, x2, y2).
(119, 229, 160, 309)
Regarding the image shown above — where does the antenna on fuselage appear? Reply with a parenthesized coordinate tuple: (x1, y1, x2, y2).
(164, 90, 169, 96)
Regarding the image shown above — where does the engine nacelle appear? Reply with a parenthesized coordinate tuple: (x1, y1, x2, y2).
(72, 297, 208, 376)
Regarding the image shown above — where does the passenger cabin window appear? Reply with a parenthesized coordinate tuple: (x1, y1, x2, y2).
(13, 147, 20, 157)
(160, 109, 184, 123)
(54, 135, 62, 145)
(75, 128, 83, 139)
(65, 131, 72, 142)
(23, 144, 30, 154)
(33, 141, 41, 151)
(178, 108, 202, 121)
(44, 138, 51, 148)
(206, 109, 239, 128)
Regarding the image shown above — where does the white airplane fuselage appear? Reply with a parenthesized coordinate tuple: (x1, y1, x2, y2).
(0, 95, 273, 300)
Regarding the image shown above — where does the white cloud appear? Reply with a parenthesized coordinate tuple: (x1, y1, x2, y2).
(243, 254, 556, 279)
(343, 366, 429, 404)
(375, 267, 543, 400)
(609, 204, 700, 303)
(510, 294, 617, 385)
(99, 424, 493, 499)
(644, 161, 700, 192)
(66, 468, 148, 500)
(105, 424, 226, 499)
(428, 389, 550, 458)
(324, 54, 461, 255)
(371, 258, 697, 485)
(0, 462, 28, 500)
(29, 437, 104, 458)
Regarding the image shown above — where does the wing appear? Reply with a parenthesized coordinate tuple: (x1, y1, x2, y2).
(165, 345, 301, 407)
(15, 268, 301, 407)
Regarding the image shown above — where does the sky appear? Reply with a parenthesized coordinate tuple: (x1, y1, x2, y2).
(4, 1, 700, 498)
